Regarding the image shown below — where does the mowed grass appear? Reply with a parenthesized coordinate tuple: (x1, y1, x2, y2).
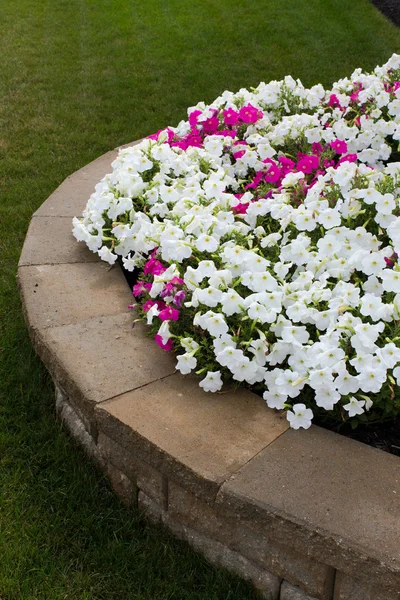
(0, 1, 399, 598)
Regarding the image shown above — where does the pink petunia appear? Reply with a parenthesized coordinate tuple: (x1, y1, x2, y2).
(232, 202, 249, 214)
(173, 290, 186, 308)
(245, 171, 264, 190)
(202, 116, 219, 134)
(328, 94, 341, 108)
(143, 258, 167, 276)
(239, 104, 263, 124)
(142, 299, 165, 313)
(330, 139, 348, 155)
(158, 306, 180, 322)
(312, 142, 324, 155)
(133, 281, 151, 297)
(296, 155, 319, 174)
(223, 108, 240, 126)
(338, 153, 357, 165)
(188, 109, 203, 129)
(154, 334, 173, 351)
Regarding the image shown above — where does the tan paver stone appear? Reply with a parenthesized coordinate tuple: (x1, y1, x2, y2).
(34, 150, 118, 218)
(33, 314, 176, 412)
(19, 216, 99, 266)
(95, 375, 289, 502)
(217, 426, 400, 596)
(18, 263, 131, 329)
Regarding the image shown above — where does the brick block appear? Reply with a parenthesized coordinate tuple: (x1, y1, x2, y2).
(97, 432, 167, 506)
(280, 581, 318, 600)
(168, 481, 334, 599)
(137, 491, 164, 524)
(334, 571, 400, 600)
(104, 463, 136, 508)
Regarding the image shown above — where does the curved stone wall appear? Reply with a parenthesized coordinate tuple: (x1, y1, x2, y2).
(18, 145, 400, 600)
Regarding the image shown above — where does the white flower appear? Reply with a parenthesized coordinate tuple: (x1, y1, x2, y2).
(197, 286, 223, 307)
(180, 337, 200, 353)
(195, 234, 220, 252)
(176, 353, 197, 375)
(314, 386, 340, 410)
(286, 403, 313, 429)
(98, 246, 117, 264)
(343, 397, 365, 417)
(199, 370, 223, 392)
(158, 321, 171, 345)
(146, 304, 160, 325)
(204, 312, 229, 337)
(357, 368, 386, 393)
(221, 290, 244, 316)
(263, 390, 287, 409)
(381, 269, 400, 293)
(281, 325, 309, 346)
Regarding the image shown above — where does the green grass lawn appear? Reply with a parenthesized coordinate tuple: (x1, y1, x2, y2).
(0, 1, 399, 598)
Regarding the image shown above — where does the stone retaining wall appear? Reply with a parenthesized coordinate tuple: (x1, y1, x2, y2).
(18, 145, 400, 600)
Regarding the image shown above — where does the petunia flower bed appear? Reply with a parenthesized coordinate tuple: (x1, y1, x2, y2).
(73, 55, 400, 432)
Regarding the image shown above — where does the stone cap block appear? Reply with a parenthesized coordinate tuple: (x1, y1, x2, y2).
(18, 262, 131, 329)
(18, 216, 99, 266)
(95, 374, 289, 503)
(32, 314, 176, 412)
(217, 426, 400, 595)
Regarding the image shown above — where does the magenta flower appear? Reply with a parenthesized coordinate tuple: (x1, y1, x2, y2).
(328, 94, 341, 108)
(143, 258, 167, 276)
(170, 276, 184, 285)
(338, 153, 357, 165)
(233, 149, 246, 160)
(147, 129, 164, 140)
(143, 299, 166, 313)
(223, 108, 240, 126)
(245, 171, 264, 190)
(158, 306, 180, 322)
(278, 156, 295, 172)
(385, 253, 398, 269)
(216, 129, 237, 138)
(188, 109, 203, 129)
(133, 281, 151, 297)
(262, 158, 281, 183)
(173, 290, 186, 308)
(239, 104, 262, 124)
(330, 140, 348, 155)
(296, 155, 319, 174)
(160, 283, 175, 298)
(155, 334, 173, 351)
(232, 202, 249, 214)
(312, 142, 324, 155)
(323, 159, 335, 169)
(202, 116, 219, 134)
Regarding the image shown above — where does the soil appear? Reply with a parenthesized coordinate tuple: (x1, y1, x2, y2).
(327, 418, 400, 456)
(371, 0, 400, 26)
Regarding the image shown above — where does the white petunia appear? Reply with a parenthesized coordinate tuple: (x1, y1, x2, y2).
(343, 397, 365, 417)
(286, 403, 313, 429)
(176, 353, 197, 375)
(199, 370, 223, 392)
